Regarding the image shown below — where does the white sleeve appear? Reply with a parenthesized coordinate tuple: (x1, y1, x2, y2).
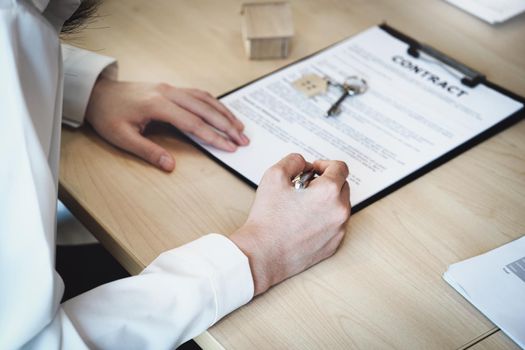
(61, 44, 118, 127)
(63, 234, 254, 349)
(0, 2, 253, 349)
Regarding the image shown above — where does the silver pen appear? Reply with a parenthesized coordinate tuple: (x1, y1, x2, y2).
(292, 170, 316, 190)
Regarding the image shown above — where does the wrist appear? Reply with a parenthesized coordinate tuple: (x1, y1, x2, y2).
(230, 224, 273, 296)
(85, 76, 113, 125)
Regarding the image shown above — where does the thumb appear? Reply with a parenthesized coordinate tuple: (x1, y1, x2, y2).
(116, 125, 175, 172)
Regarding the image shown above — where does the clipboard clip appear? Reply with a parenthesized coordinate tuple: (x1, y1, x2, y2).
(407, 43, 485, 88)
(380, 24, 486, 88)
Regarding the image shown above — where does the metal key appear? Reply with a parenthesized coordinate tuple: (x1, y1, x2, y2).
(326, 76, 368, 117)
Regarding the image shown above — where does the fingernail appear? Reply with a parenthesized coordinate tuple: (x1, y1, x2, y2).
(159, 155, 173, 171)
(240, 133, 250, 145)
(227, 141, 237, 151)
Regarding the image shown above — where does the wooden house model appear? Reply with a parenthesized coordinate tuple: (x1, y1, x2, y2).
(241, 1, 294, 59)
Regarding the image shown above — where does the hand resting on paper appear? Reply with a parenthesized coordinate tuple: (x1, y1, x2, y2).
(230, 153, 351, 295)
(85, 78, 249, 172)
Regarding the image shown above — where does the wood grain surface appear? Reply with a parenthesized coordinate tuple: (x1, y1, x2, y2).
(467, 330, 521, 350)
(60, 1, 525, 349)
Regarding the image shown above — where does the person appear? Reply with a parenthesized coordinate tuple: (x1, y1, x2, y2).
(0, 0, 351, 348)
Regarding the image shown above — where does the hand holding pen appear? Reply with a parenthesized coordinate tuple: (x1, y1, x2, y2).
(230, 154, 351, 295)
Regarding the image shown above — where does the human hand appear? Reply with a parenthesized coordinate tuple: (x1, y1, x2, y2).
(230, 154, 351, 296)
(85, 78, 249, 172)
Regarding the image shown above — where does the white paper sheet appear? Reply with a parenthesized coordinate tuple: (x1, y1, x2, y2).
(445, 0, 525, 24)
(195, 26, 523, 206)
(444, 236, 525, 348)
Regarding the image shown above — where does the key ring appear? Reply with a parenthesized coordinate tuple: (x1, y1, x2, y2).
(326, 76, 368, 117)
(342, 76, 368, 95)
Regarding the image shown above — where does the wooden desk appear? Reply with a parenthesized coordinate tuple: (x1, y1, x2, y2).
(467, 330, 521, 350)
(61, 0, 525, 348)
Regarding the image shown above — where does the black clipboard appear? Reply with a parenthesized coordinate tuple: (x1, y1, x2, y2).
(185, 24, 525, 214)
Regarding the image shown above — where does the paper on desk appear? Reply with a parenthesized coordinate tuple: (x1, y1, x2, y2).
(445, 0, 525, 24)
(444, 236, 525, 349)
(193, 26, 522, 207)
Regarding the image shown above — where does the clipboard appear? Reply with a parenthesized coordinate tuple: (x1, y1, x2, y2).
(185, 24, 525, 214)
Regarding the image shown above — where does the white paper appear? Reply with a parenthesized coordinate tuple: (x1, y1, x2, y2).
(445, 0, 525, 24)
(444, 236, 525, 348)
(195, 26, 523, 206)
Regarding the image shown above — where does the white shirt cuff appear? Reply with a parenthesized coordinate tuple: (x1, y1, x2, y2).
(143, 233, 255, 324)
(61, 44, 118, 127)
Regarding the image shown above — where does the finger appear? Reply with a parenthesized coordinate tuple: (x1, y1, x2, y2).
(155, 102, 238, 152)
(303, 161, 314, 173)
(339, 182, 352, 223)
(340, 181, 350, 203)
(271, 153, 309, 180)
(189, 120, 239, 152)
(312, 160, 349, 188)
(168, 90, 248, 146)
(115, 124, 175, 172)
(185, 88, 245, 131)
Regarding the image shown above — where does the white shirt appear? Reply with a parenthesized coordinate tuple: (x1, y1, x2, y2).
(0, 0, 254, 348)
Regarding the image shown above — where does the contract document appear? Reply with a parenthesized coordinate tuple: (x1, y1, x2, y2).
(194, 25, 523, 208)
